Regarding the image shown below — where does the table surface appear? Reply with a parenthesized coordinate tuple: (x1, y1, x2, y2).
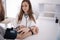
(23, 17, 60, 40)
(0, 17, 60, 40)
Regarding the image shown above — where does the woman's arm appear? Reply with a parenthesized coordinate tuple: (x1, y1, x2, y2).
(30, 26, 39, 35)
(18, 30, 32, 39)
(16, 25, 25, 31)
(16, 27, 32, 39)
(16, 26, 39, 39)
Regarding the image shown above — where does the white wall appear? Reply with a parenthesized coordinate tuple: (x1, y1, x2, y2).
(6, 0, 22, 18)
(38, 0, 60, 4)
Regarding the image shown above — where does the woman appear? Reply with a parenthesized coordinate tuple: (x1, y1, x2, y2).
(0, 0, 5, 40)
(0, 0, 12, 40)
(0, 0, 5, 22)
(15, 0, 39, 39)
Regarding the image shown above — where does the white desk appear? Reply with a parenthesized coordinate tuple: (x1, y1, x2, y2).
(0, 17, 59, 40)
(0, 17, 15, 29)
(23, 17, 60, 40)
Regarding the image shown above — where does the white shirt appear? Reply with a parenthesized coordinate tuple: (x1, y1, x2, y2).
(11, 14, 37, 28)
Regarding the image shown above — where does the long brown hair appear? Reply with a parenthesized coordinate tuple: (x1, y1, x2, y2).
(0, 0, 5, 22)
(18, 0, 35, 23)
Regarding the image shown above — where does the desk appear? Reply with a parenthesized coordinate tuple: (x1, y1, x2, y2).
(23, 17, 60, 40)
(0, 17, 15, 29)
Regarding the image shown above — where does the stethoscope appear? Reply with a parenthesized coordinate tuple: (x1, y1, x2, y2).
(24, 14, 31, 27)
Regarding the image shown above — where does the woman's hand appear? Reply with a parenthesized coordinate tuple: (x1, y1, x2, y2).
(17, 28, 30, 39)
(30, 26, 39, 35)
(16, 25, 25, 31)
(17, 28, 30, 34)
(16, 26, 39, 39)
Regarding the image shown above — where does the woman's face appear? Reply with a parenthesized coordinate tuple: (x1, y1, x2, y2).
(22, 2, 29, 14)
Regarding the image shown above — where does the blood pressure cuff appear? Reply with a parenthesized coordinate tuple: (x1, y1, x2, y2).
(4, 28, 17, 39)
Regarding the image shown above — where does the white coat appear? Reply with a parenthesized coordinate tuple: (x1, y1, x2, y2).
(11, 14, 37, 28)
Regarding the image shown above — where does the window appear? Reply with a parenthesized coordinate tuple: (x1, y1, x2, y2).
(6, 0, 22, 18)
